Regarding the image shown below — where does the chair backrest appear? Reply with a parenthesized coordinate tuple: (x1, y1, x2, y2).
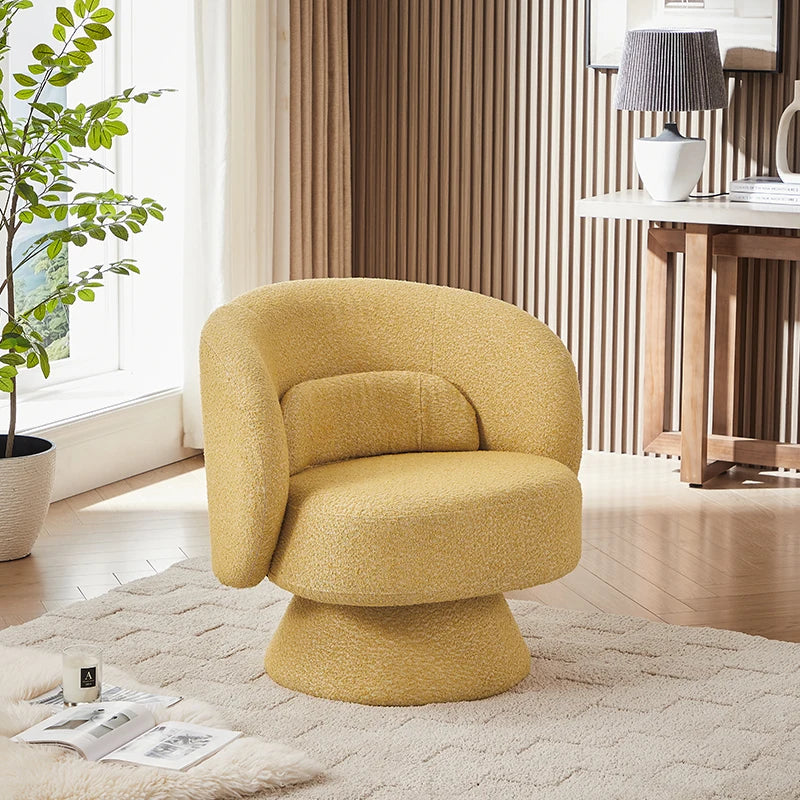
(227, 278, 580, 462)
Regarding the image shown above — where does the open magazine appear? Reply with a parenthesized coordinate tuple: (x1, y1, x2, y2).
(31, 684, 182, 711)
(13, 702, 241, 771)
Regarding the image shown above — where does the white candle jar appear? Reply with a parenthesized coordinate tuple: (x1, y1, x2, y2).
(62, 645, 102, 705)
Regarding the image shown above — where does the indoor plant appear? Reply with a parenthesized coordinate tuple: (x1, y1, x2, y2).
(0, 0, 165, 559)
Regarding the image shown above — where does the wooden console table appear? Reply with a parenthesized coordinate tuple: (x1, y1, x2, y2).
(577, 189, 800, 487)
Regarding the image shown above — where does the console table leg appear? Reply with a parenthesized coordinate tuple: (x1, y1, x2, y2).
(681, 225, 714, 486)
(644, 230, 670, 450)
(713, 254, 739, 437)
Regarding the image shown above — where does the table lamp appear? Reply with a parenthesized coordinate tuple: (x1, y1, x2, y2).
(614, 29, 727, 202)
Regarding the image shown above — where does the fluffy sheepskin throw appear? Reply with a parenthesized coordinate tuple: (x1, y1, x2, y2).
(0, 645, 321, 800)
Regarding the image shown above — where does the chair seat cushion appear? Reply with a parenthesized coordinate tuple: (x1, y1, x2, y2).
(268, 451, 582, 606)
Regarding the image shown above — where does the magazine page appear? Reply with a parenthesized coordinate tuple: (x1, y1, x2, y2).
(31, 684, 182, 710)
(13, 702, 155, 761)
(101, 721, 242, 771)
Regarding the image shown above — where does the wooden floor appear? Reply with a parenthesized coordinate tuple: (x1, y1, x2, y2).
(2, 451, 800, 641)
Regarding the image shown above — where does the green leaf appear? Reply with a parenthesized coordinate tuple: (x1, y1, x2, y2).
(87, 122, 101, 150)
(30, 204, 51, 218)
(32, 43, 56, 60)
(47, 239, 63, 258)
(26, 351, 39, 368)
(62, 293, 76, 305)
(74, 0, 86, 15)
(68, 50, 92, 66)
(88, 227, 105, 240)
(149, 208, 164, 221)
(33, 304, 46, 322)
(14, 88, 35, 100)
(89, 99, 110, 119)
(56, 6, 75, 26)
(105, 120, 127, 135)
(31, 101, 55, 118)
(109, 223, 128, 240)
(133, 93, 149, 104)
(15, 182, 38, 205)
(77, 288, 95, 301)
(49, 71, 77, 87)
(74, 36, 96, 52)
(54, 205, 68, 221)
(0, 353, 25, 366)
(38, 347, 50, 378)
(0, 376, 13, 393)
(0, 365, 18, 378)
(86, 0, 99, 10)
(84, 22, 110, 39)
(13, 72, 37, 86)
(71, 233, 88, 246)
(53, 23, 66, 41)
(18, 210, 33, 223)
(90, 7, 113, 22)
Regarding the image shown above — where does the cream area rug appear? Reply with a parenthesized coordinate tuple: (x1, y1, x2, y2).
(2, 559, 800, 800)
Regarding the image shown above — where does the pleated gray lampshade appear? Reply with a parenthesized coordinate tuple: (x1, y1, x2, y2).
(614, 29, 727, 112)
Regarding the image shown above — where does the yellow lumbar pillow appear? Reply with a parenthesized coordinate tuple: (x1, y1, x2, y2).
(280, 370, 479, 475)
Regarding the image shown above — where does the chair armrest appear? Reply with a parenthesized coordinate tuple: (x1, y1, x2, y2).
(200, 305, 289, 588)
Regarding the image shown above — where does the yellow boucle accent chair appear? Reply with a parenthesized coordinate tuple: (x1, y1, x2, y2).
(200, 278, 582, 706)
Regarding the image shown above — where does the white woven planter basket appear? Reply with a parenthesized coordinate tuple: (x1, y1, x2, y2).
(0, 436, 56, 561)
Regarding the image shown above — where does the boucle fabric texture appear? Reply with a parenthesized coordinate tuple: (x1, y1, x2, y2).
(270, 451, 582, 605)
(200, 278, 582, 590)
(0, 642, 320, 800)
(281, 370, 480, 475)
(2, 559, 800, 800)
(264, 594, 531, 705)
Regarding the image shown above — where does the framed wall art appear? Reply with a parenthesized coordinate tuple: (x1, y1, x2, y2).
(587, 0, 783, 73)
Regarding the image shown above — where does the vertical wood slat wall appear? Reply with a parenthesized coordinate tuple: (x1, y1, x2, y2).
(348, 0, 800, 458)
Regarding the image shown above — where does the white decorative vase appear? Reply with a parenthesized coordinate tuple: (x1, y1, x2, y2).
(777, 80, 800, 184)
(634, 123, 707, 202)
(0, 435, 56, 561)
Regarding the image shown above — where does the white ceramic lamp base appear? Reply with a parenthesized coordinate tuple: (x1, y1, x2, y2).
(634, 124, 707, 202)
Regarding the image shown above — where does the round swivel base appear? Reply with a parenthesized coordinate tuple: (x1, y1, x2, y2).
(264, 593, 530, 706)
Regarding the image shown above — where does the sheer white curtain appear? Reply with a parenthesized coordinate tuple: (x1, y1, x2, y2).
(182, 0, 290, 449)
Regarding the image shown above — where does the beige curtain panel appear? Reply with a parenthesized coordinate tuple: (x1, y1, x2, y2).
(290, 0, 353, 279)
